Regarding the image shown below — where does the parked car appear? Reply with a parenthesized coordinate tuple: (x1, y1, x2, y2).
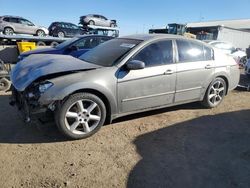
(245, 59, 250, 78)
(10, 34, 240, 139)
(18, 35, 113, 61)
(205, 40, 247, 65)
(48, 22, 84, 38)
(0, 15, 48, 36)
(80, 14, 117, 27)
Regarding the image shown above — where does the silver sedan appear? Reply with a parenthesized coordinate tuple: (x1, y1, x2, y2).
(10, 34, 240, 139)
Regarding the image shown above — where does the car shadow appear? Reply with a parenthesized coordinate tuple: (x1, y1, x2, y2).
(0, 92, 207, 144)
(127, 109, 250, 188)
(113, 102, 204, 124)
(0, 94, 67, 144)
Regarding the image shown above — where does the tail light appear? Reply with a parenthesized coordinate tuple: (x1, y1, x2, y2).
(233, 56, 241, 69)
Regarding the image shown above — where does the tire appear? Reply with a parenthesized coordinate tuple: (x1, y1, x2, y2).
(3, 27, 14, 35)
(0, 77, 11, 92)
(36, 41, 46, 46)
(88, 20, 95, 25)
(36, 30, 45, 37)
(201, 77, 227, 108)
(55, 93, 106, 139)
(57, 31, 65, 38)
(50, 41, 59, 47)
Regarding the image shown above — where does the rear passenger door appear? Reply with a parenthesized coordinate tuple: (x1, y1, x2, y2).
(175, 39, 214, 103)
(6, 17, 20, 33)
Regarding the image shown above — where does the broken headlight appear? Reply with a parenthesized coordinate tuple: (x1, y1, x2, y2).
(38, 82, 53, 93)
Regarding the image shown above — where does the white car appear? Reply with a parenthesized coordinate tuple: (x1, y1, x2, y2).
(205, 41, 247, 65)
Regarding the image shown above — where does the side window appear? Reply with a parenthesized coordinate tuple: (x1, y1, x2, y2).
(133, 40, 173, 67)
(8, 17, 18, 23)
(3, 17, 10, 22)
(19, 19, 33, 26)
(204, 46, 213, 61)
(73, 38, 99, 49)
(176, 40, 204, 62)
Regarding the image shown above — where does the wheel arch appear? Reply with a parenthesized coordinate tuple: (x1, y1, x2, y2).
(216, 75, 229, 95)
(4, 26, 15, 32)
(55, 88, 116, 124)
(71, 88, 112, 124)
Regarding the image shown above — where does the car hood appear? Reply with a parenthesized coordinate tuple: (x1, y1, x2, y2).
(11, 54, 101, 91)
(20, 47, 58, 56)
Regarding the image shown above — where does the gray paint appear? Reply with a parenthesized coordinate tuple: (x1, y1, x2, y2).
(11, 54, 101, 91)
(11, 34, 240, 121)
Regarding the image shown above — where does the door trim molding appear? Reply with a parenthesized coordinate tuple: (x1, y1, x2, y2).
(122, 91, 175, 102)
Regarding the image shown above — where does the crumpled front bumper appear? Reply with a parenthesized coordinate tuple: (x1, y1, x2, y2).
(9, 87, 48, 123)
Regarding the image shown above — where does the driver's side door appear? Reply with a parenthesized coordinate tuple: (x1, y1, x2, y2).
(18, 18, 36, 34)
(117, 40, 176, 114)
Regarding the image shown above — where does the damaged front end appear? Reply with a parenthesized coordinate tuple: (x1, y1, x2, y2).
(10, 81, 56, 123)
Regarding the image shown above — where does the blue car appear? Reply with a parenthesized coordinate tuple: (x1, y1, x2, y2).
(18, 35, 113, 61)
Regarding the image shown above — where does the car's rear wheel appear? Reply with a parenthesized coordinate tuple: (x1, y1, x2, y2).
(88, 20, 95, 25)
(55, 93, 106, 139)
(3, 27, 14, 35)
(201, 77, 227, 108)
(36, 30, 45, 37)
(57, 31, 65, 38)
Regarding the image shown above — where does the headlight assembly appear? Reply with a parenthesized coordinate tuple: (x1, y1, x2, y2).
(39, 82, 53, 93)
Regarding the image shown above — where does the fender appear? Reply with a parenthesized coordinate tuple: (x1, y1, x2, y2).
(200, 69, 230, 101)
(39, 81, 118, 115)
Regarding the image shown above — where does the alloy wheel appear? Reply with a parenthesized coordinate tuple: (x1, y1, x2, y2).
(58, 31, 64, 38)
(4, 28, 14, 35)
(64, 99, 101, 135)
(37, 30, 45, 37)
(208, 80, 225, 106)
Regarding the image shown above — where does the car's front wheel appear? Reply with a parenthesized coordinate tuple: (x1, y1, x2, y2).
(55, 93, 106, 139)
(201, 77, 227, 108)
(36, 30, 45, 37)
(88, 20, 95, 25)
(57, 31, 65, 38)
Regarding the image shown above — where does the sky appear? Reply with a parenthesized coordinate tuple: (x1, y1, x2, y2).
(1, 0, 250, 36)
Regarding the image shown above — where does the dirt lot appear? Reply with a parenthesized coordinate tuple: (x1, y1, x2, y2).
(0, 85, 249, 187)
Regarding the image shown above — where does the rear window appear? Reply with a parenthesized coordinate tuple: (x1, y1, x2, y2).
(176, 40, 213, 62)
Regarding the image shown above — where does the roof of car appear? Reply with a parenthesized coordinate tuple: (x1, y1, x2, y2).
(120, 34, 213, 48)
(120, 34, 188, 41)
(2, 15, 23, 18)
(52, 21, 77, 25)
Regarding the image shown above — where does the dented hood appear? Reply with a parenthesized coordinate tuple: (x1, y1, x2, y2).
(11, 54, 101, 91)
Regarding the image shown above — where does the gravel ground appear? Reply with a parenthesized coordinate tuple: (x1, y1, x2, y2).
(0, 86, 249, 188)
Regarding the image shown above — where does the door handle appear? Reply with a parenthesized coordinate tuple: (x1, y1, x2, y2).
(205, 64, 212, 69)
(164, 69, 175, 75)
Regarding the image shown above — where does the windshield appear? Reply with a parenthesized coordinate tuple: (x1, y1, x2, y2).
(55, 37, 79, 49)
(79, 38, 142, 67)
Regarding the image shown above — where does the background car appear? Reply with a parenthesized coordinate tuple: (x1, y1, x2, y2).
(245, 59, 250, 78)
(79, 14, 117, 27)
(48, 22, 84, 38)
(0, 15, 48, 36)
(18, 35, 113, 60)
(10, 34, 240, 139)
(205, 40, 247, 65)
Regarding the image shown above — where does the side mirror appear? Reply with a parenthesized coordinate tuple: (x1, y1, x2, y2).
(126, 60, 145, 70)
